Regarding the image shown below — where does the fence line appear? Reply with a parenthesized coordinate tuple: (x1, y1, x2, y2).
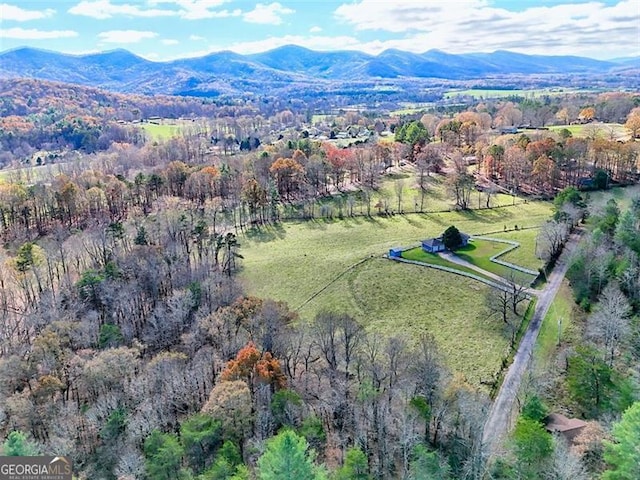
(388, 256, 514, 292)
(471, 235, 539, 276)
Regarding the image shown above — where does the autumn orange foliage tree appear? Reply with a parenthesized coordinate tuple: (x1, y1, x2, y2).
(221, 341, 286, 389)
(269, 157, 305, 200)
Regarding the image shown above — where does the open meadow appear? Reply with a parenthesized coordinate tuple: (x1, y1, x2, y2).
(306, 171, 518, 219)
(586, 184, 640, 211)
(488, 228, 543, 271)
(138, 122, 184, 140)
(548, 122, 630, 141)
(456, 238, 537, 285)
(240, 200, 552, 388)
(444, 88, 591, 99)
(300, 258, 507, 387)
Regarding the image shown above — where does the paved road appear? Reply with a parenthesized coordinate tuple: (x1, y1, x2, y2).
(482, 230, 582, 455)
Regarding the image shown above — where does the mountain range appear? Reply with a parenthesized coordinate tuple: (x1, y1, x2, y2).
(0, 45, 637, 97)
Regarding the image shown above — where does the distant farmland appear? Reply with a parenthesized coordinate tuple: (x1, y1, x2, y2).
(240, 201, 552, 389)
(134, 118, 204, 140)
(444, 88, 592, 100)
(548, 122, 630, 141)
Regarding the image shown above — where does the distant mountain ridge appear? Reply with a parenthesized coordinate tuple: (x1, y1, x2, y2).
(0, 45, 633, 96)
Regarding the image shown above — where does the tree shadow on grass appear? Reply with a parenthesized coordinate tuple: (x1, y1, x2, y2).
(418, 212, 446, 226)
(243, 223, 287, 243)
(300, 218, 331, 230)
(456, 243, 477, 253)
(456, 207, 516, 225)
(400, 213, 429, 229)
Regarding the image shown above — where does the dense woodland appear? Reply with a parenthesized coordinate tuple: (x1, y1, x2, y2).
(489, 188, 640, 479)
(0, 81, 639, 479)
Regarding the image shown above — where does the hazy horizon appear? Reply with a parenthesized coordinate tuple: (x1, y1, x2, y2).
(1, 1, 638, 62)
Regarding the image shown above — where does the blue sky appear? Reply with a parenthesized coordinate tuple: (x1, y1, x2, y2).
(1, 1, 638, 60)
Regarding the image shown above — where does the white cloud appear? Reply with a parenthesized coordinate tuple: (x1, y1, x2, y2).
(335, 0, 489, 33)
(1, 3, 55, 21)
(98, 30, 158, 44)
(148, 0, 240, 19)
(333, 0, 640, 58)
(189, 34, 206, 41)
(309, 26, 322, 33)
(69, 0, 175, 19)
(243, 2, 294, 25)
(162, 39, 180, 45)
(68, 0, 238, 19)
(0, 27, 78, 39)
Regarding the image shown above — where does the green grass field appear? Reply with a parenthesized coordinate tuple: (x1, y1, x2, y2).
(311, 114, 333, 124)
(310, 171, 518, 217)
(548, 123, 630, 141)
(586, 184, 640, 211)
(400, 246, 496, 282)
(534, 281, 579, 369)
(456, 239, 536, 285)
(390, 103, 434, 116)
(487, 229, 542, 271)
(240, 200, 552, 388)
(297, 257, 507, 387)
(139, 123, 183, 140)
(240, 202, 551, 311)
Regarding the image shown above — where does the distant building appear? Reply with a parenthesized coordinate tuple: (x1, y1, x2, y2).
(388, 247, 404, 258)
(422, 231, 470, 253)
(421, 237, 446, 253)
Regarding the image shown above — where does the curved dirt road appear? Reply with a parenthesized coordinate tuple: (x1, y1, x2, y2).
(482, 230, 582, 455)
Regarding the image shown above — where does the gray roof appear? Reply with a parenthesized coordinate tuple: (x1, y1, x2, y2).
(422, 238, 444, 248)
(422, 231, 470, 248)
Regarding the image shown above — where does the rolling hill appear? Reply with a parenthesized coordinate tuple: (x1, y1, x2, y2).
(0, 45, 629, 96)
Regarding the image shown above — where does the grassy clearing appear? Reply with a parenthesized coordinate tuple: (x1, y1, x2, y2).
(400, 247, 496, 282)
(297, 258, 507, 388)
(487, 229, 542, 271)
(240, 202, 552, 314)
(456, 239, 537, 285)
(0, 163, 68, 184)
(534, 281, 579, 369)
(586, 184, 640, 211)
(548, 123, 629, 141)
(444, 88, 587, 100)
(240, 201, 552, 388)
(139, 123, 183, 140)
(311, 114, 333, 124)
(390, 103, 434, 116)
(313, 171, 518, 216)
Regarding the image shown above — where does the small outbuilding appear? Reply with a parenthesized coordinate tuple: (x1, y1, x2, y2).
(421, 238, 446, 253)
(545, 413, 587, 444)
(388, 247, 404, 258)
(421, 230, 470, 253)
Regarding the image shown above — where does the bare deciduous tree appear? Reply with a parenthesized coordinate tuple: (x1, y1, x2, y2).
(536, 220, 569, 262)
(587, 282, 631, 365)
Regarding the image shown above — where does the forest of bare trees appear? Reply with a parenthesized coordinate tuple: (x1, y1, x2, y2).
(0, 81, 639, 479)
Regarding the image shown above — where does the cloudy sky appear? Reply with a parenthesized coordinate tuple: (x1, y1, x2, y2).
(1, 0, 638, 60)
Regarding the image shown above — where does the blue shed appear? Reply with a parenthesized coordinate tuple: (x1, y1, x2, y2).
(389, 247, 403, 258)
